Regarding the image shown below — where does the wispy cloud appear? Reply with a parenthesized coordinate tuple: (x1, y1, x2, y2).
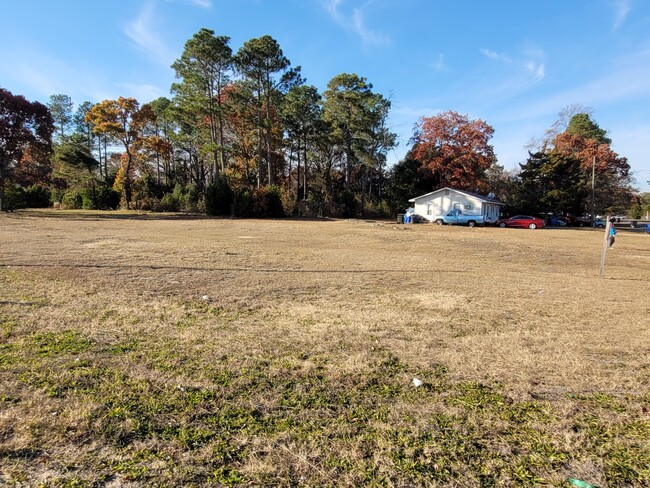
(165, 0, 212, 9)
(432, 53, 448, 72)
(322, 0, 390, 47)
(403, 53, 448, 73)
(188, 0, 212, 8)
(612, 0, 631, 30)
(481, 45, 545, 84)
(12, 63, 63, 96)
(525, 61, 545, 82)
(480, 48, 511, 62)
(124, 1, 175, 66)
(500, 47, 650, 124)
(480, 48, 499, 60)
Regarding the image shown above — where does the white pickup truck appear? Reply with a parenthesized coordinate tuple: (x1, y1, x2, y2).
(434, 209, 486, 227)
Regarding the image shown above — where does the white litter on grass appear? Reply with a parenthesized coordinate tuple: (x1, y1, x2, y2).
(412, 378, 423, 388)
(201, 295, 210, 301)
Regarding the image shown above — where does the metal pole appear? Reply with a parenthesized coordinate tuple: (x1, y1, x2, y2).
(591, 154, 596, 226)
(599, 215, 610, 278)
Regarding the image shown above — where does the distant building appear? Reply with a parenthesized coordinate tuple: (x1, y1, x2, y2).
(408, 187, 505, 224)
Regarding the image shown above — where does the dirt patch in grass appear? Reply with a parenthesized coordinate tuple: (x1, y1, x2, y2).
(1, 209, 649, 486)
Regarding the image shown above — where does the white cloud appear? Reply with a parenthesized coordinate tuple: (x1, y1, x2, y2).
(612, 0, 631, 30)
(189, 0, 212, 8)
(526, 61, 545, 82)
(12, 63, 63, 96)
(324, 0, 343, 19)
(402, 53, 448, 73)
(352, 7, 389, 46)
(124, 1, 176, 66)
(323, 0, 389, 47)
(480, 48, 499, 59)
(165, 0, 212, 9)
(432, 53, 447, 72)
(507, 54, 650, 123)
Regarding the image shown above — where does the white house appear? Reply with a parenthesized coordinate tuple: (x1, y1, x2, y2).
(408, 187, 505, 224)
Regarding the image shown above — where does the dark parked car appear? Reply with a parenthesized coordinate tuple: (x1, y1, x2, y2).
(496, 215, 545, 229)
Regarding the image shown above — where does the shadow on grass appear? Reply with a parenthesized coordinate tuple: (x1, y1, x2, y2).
(0, 262, 467, 274)
(5, 209, 212, 221)
(3, 209, 336, 222)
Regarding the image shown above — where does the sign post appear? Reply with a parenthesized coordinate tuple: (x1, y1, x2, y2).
(599, 216, 611, 278)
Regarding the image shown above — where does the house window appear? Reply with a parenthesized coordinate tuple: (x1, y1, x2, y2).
(427, 204, 433, 215)
(453, 202, 461, 210)
(445, 190, 450, 195)
(464, 203, 473, 210)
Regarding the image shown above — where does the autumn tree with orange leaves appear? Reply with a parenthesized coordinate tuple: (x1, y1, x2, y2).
(412, 111, 496, 192)
(85, 97, 154, 208)
(515, 112, 632, 216)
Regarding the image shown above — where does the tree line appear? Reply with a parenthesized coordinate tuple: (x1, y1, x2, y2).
(1, 30, 647, 217)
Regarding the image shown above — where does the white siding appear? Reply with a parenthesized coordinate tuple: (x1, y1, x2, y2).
(413, 190, 483, 222)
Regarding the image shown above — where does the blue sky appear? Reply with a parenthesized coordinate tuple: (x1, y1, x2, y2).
(2, 0, 649, 191)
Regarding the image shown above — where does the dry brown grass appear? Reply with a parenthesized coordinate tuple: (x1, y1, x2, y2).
(1, 209, 649, 486)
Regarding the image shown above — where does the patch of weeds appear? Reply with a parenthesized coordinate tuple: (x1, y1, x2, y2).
(507, 459, 546, 486)
(573, 414, 614, 449)
(501, 400, 554, 424)
(619, 419, 650, 439)
(52, 477, 90, 487)
(358, 376, 403, 399)
(209, 466, 244, 485)
(6, 469, 28, 483)
(447, 381, 510, 412)
(110, 450, 167, 482)
(106, 338, 139, 354)
(603, 444, 650, 485)
(0, 394, 20, 404)
(112, 458, 149, 481)
(19, 362, 108, 398)
(510, 427, 569, 469)
(377, 354, 406, 377)
(143, 342, 201, 374)
(570, 392, 628, 413)
(571, 408, 650, 485)
(325, 455, 355, 473)
(200, 405, 264, 434)
(0, 342, 17, 366)
(32, 330, 94, 357)
(175, 313, 200, 328)
(0, 315, 17, 339)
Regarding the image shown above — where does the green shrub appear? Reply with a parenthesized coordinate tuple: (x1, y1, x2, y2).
(159, 192, 180, 212)
(232, 189, 251, 218)
(50, 188, 66, 205)
(3, 185, 27, 210)
(205, 177, 233, 216)
(94, 185, 121, 210)
(25, 185, 51, 208)
(61, 190, 83, 209)
(338, 190, 357, 218)
(81, 188, 95, 210)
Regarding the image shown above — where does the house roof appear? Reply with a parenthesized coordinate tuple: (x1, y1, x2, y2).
(408, 187, 506, 205)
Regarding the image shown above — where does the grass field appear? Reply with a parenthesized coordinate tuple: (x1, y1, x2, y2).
(1, 209, 649, 487)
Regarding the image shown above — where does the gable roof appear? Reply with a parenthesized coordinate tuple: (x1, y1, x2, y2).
(408, 187, 506, 205)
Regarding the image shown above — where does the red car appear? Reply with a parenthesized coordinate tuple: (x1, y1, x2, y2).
(496, 215, 545, 229)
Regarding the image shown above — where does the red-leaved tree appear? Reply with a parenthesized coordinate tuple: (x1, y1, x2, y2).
(0, 88, 54, 211)
(412, 111, 496, 191)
